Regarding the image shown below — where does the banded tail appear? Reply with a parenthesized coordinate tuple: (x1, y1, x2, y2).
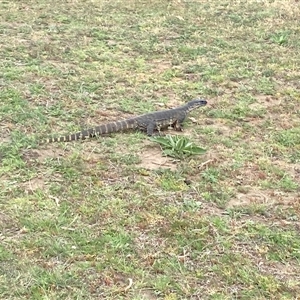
(44, 118, 137, 143)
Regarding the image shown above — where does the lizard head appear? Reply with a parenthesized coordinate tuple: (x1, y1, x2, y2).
(186, 99, 207, 111)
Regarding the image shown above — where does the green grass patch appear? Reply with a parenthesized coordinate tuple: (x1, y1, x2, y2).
(1, 0, 300, 298)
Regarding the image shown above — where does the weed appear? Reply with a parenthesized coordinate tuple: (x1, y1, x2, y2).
(150, 135, 206, 159)
(270, 32, 290, 46)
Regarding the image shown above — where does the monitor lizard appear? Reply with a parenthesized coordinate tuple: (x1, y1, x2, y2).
(43, 98, 207, 143)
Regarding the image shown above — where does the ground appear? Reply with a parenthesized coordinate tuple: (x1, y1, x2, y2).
(0, 0, 300, 299)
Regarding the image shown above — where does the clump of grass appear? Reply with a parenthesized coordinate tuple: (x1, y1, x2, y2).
(150, 135, 206, 159)
(270, 32, 289, 45)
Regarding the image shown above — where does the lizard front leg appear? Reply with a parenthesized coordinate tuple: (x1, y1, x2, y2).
(146, 122, 156, 136)
(172, 119, 184, 131)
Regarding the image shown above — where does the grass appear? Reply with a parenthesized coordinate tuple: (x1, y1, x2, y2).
(1, 0, 300, 299)
(150, 135, 206, 159)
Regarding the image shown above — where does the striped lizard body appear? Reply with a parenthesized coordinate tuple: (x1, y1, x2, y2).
(43, 98, 207, 143)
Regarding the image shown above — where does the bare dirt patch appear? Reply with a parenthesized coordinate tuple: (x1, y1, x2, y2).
(227, 190, 272, 208)
(227, 188, 299, 209)
(27, 147, 68, 161)
(138, 146, 177, 170)
(149, 59, 172, 74)
(20, 177, 46, 194)
(249, 95, 282, 109)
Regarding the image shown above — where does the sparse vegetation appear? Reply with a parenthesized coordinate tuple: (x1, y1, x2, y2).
(0, 0, 300, 299)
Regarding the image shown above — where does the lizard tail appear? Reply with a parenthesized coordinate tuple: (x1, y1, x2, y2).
(42, 118, 137, 143)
